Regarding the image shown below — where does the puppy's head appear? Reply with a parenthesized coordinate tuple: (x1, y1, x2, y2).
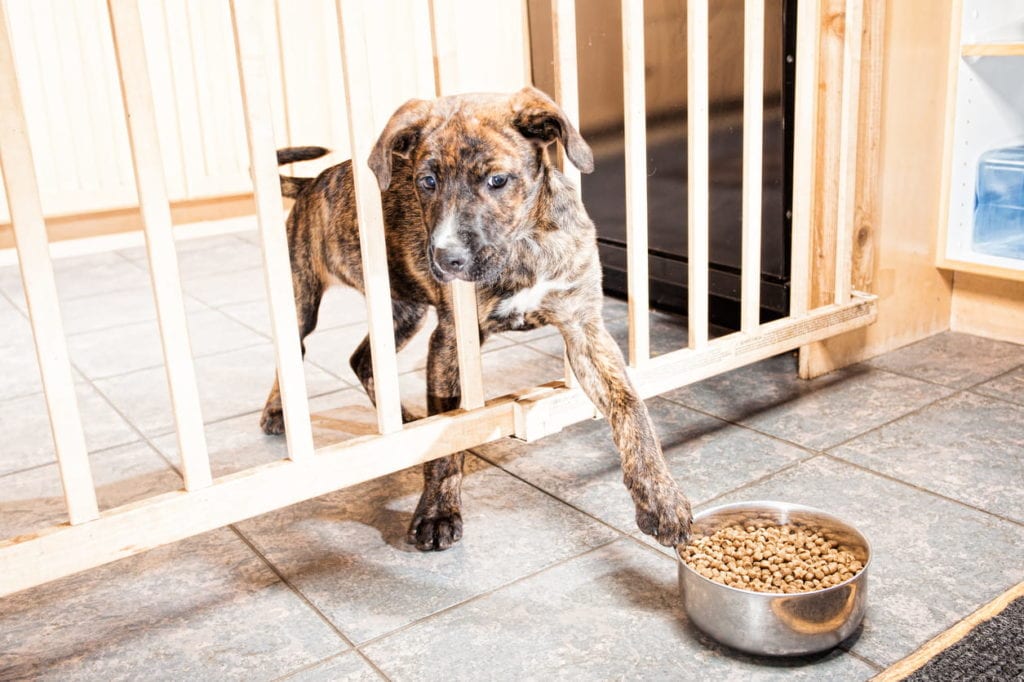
(368, 87, 593, 284)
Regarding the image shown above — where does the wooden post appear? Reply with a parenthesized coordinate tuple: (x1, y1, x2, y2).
(687, 0, 710, 349)
(0, 2, 99, 524)
(334, 0, 405, 432)
(107, 0, 211, 490)
(551, 0, 581, 386)
(741, 0, 765, 334)
(229, 0, 317, 454)
(622, 0, 651, 365)
(833, 0, 864, 305)
(428, 0, 486, 411)
(789, 0, 822, 318)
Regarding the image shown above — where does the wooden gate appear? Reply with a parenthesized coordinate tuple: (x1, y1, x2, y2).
(0, 0, 877, 596)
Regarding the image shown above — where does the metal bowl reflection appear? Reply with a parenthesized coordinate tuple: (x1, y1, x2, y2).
(677, 500, 871, 656)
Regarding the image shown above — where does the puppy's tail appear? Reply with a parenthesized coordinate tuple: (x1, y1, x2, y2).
(277, 146, 330, 199)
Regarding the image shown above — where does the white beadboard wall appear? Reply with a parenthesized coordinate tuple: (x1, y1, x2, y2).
(0, 0, 529, 226)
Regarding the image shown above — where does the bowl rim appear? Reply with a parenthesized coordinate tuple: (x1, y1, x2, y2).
(675, 499, 873, 598)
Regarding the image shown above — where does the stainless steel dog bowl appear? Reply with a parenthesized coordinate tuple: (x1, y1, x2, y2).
(677, 501, 871, 656)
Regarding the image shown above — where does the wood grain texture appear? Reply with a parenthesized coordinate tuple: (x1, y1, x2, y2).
(0, 1, 99, 524)
(800, 0, 955, 378)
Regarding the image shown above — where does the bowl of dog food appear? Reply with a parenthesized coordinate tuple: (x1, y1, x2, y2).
(676, 500, 871, 657)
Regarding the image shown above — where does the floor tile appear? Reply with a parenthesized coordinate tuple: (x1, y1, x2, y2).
(704, 456, 1024, 666)
(0, 382, 139, 476)
(0, 293, 30, 343)
(0, 252, 151, 306)
(67, 308, 265, 379)
(477, 397, 811, 537)
(866, 331, 1024, 389)
(235, 455, 618, 644)
(397, 343, 566, 417)
(362, 539, 876, 681)
(304, 311, 514, 387)
(0, 441, 181, 539)
(0, 529, 344, 681)
(524, 308, 691, 361)
(57, 286, 208, 336)
(93, 344, 345, 437)
(663, 353, 954, 450)
(831, 391, 1024, 522)
(183, 267, 269, 307)
(0, 339, 43, 402)
(151, 388, 376, 478)
(221, 286, 371, 338)
(972, 365, 1024, 407)
(166, 236, 262, 278)
(282, 652, 382, 681)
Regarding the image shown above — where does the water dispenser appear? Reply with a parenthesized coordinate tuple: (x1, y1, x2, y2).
(974, 144, 1024, 261)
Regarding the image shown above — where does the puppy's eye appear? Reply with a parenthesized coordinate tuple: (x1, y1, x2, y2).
(418, 175, 437, 191)
(486, 174, 509, 189)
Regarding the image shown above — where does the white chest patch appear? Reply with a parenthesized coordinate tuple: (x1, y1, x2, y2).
(494, 278, 571, 319)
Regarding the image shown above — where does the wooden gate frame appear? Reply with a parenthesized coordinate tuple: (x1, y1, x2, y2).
(0, 0, 878, 597)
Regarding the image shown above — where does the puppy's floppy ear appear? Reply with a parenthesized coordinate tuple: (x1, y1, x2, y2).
(368, 98, 433, 191)
(511, 86, 594, 174)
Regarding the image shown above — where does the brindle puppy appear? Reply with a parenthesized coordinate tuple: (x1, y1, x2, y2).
(262, 87, 692, 551)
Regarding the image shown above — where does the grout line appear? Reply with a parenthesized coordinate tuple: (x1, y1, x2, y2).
(820, 385, 958, 453)
(654, 394, 824, 459)
(0, 435, 146, 482)
(843, 648, 885, 673)
(692, 454, 827, 510)
(822, 453, 1024, 529)
(228, 525, 361, 651)
(351, 536, 623, 651)
(272, 649, 392, 682)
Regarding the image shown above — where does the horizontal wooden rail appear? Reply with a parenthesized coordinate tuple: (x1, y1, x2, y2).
(0, 400, 516, 598)
(961, 42, 1024, 57)
(515, 292, 879, 441)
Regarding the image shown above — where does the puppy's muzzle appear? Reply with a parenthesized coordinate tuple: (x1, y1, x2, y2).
(430, 245, 472, 282)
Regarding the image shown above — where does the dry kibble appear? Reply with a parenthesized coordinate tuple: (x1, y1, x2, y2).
(681, 522, 864, 594)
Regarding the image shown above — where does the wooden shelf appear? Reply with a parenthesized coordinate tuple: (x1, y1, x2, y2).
(962, 42, 1024, 57)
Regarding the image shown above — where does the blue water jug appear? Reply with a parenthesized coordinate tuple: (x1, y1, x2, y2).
(974, 144, 1024, 261)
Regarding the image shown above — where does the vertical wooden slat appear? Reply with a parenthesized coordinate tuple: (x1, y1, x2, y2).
(107, 0, 211, 491)
(0, 3, 99, 524)
(687, 0, 710, 349)
(550, 0, 580, 387)
(335, 0, 405, 431)
(790, 0, 821, 317)
(834, 0, 864, 305)
(741, 0, 765, 334)
(229, 0, 317, 454)
(622, 0, 651, 365)
(428, 0, 486, 411)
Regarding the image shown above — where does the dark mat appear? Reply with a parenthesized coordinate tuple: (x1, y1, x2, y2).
(906, 597, 1024, 681)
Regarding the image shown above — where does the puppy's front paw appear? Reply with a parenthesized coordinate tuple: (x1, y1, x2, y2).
(407, 509, 463, 551)
(635, 485, 693, 548)
(260, 407, 285, 435)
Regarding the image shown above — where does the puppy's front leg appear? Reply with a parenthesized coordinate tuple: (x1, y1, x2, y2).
(557, 313, 692, 546)
(407, 318, 465, 551)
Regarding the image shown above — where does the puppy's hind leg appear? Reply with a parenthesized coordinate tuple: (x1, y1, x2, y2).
(260, 275, 323, 435)
(349, 299, 428, 423)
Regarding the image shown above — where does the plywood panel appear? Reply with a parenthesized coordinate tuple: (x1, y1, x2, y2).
(800, 0, 955, 377)
(951, 272, 1024, 344)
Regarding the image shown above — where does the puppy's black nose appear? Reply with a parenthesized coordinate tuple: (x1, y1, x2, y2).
(433, 246, 469, 273)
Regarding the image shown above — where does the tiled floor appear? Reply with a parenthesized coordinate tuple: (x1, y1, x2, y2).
(1, 229, 1023, 681)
